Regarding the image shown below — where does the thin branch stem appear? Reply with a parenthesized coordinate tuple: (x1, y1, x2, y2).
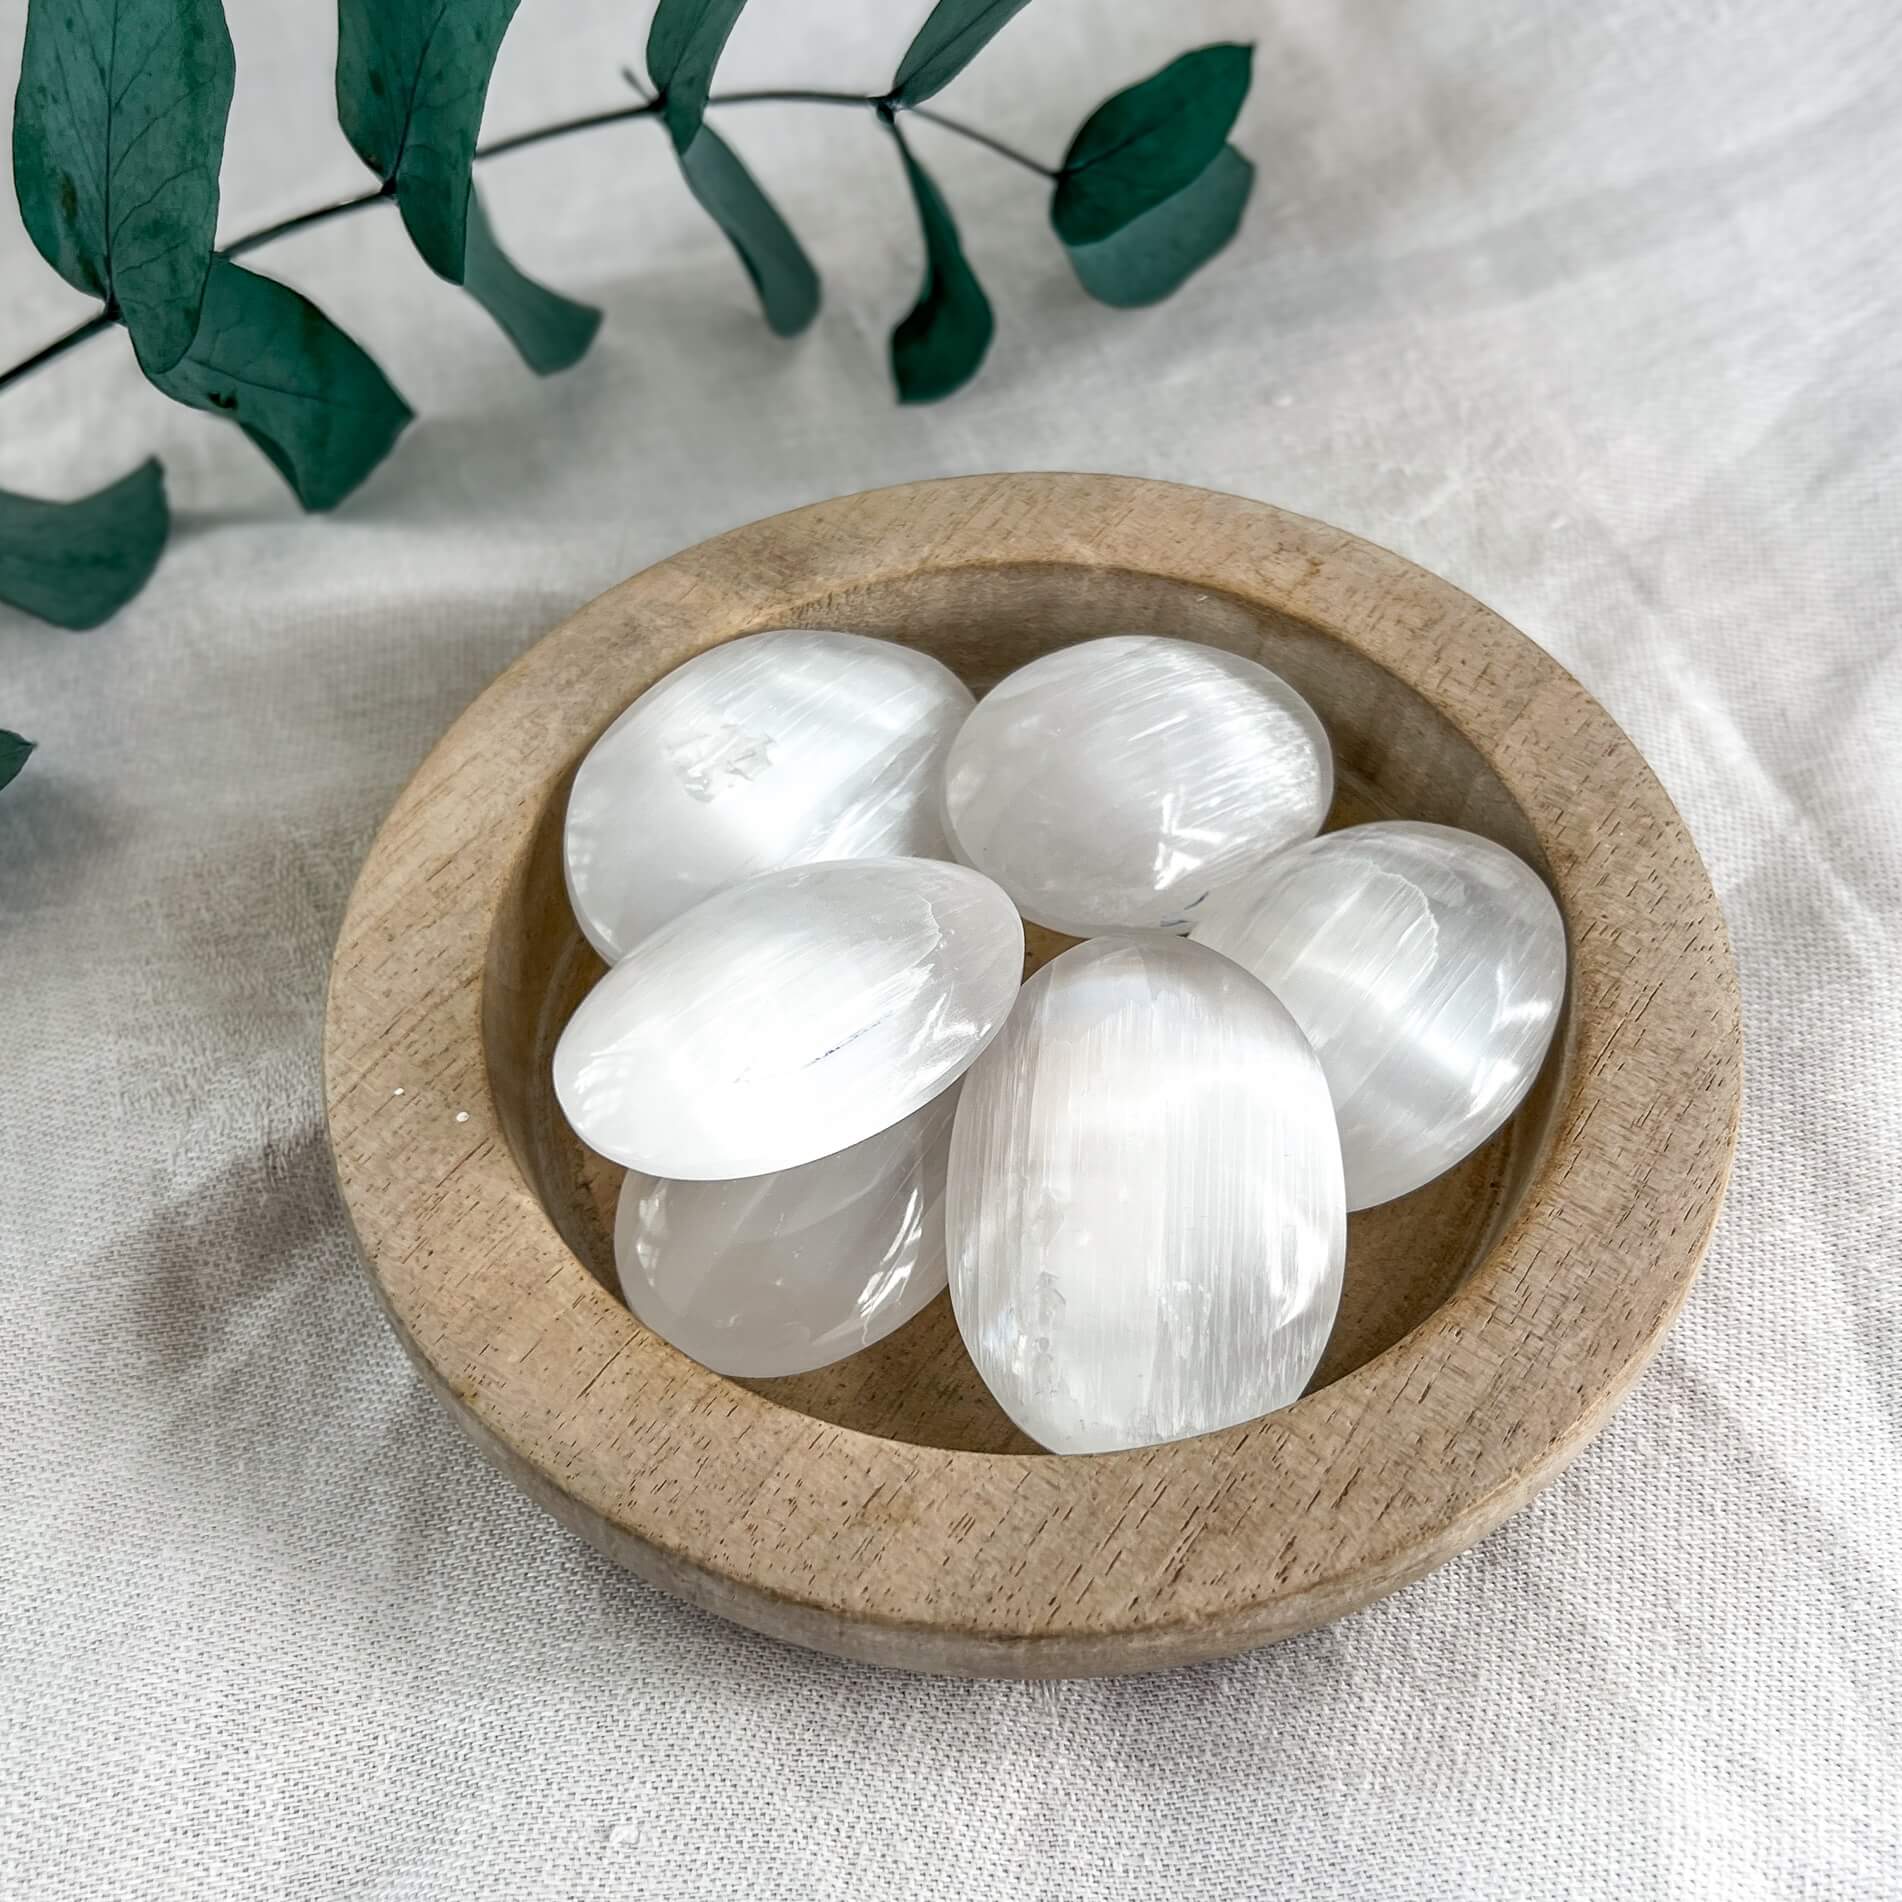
(0, 314, 116, 394)
(475, 97, 658, 161)
(908, 105, 1056, 178)
(713, 88, 1056, 175)
(224, 184, 390, 260)
(0, 84, 1056, 396)
(709, 87, 872, 109)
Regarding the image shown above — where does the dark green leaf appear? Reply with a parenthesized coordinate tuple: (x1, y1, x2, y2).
(335, 4, 596, 373)
(647, 0, 749, 153)
(335, 0, 521, 281)
(889, 0, 1034, 107)
(0, 732, 36, 793)
(462, 191, 602, 373)
(889, 133, 993, 404)
(1061, 143, 1253, 307)
(676, 124, 819, 337)
(12, 0, 235, 374)
(0, 461, 170, 629)
(1052, 43, 1252, 247)
(147, 258, 412, 511)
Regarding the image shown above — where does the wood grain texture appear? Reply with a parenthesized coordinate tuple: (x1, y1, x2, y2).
(323, 474, 1742, 1677)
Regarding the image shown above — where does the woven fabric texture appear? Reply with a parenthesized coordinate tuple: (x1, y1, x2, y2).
(2, 2, 1897, 1895)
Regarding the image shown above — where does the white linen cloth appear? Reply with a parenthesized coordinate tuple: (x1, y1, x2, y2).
(2, 1, 1897, 1895)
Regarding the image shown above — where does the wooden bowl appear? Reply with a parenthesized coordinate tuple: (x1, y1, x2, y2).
(323, 474, 1741, 1677)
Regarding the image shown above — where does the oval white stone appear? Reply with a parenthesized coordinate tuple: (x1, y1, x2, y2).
(1192, 821, 1567, 1211)
(614, 1086, 958, 1378)
(565, 630, 974, 961)
(947, 935, 1345, 1455)
(940, 635, 1332, 936)
(554, 858, 1023, 1179)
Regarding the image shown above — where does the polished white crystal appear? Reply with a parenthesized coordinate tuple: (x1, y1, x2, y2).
(614, 1086, 958, 1378)
(554, 857, 1023, 1179)
(940, 635, 1332, 936)
(565, 630, 974, 960)
(947, 935, 1345, 1454)
(1192, 821, 1567, 1211)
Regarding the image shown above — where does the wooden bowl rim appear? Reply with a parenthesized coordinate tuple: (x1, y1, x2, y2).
(322, 473, 1741, 1676)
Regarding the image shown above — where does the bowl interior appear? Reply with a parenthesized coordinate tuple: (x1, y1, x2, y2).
(484, 565, 1571, 1455)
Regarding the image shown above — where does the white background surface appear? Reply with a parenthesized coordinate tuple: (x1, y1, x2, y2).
(3, 2, 1898, 1896)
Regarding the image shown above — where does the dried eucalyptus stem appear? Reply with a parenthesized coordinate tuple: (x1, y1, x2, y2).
(1, 0, 1254, 781)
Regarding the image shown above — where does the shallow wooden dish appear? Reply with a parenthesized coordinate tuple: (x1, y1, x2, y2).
(323, 474, 1740, 1677)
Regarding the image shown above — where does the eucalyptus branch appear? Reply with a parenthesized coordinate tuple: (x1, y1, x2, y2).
(2, 102, 662, 390)
(0, 0, 1255, 662)
(0, 88, 1054, 394)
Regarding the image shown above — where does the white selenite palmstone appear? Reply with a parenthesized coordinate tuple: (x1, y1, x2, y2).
(1191, 821, 1567, 1211)
(947, 935, 1346, 1455)
(565, 630, 974, 961)
(613, 1086, 959, 1378)
(554, 857, 1023, 1179)
(939, 635, 1332, 936)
